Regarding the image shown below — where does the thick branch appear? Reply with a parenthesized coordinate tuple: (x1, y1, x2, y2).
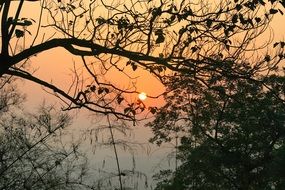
(1, 0, 11, 56)
(9, 38, 177, 72)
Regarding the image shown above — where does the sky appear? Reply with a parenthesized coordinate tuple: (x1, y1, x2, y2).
(4, 0, 285, 189)
(12, 2, 167, 188)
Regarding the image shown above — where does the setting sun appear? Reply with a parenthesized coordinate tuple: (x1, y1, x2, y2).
(138, 92, 147, 101)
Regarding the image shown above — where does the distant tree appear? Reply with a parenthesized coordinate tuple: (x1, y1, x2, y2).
(0, 81, 95, 190)
(1, 0, 284, 120)
(150, 72, 285, 189)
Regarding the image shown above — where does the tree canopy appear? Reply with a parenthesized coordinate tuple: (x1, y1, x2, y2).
(0, 80, 95, 190)
(150, 71, 285, 189)
(1, 0, 284, 120)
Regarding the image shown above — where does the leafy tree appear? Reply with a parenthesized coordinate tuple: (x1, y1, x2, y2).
(0, 81, 96, 190)
(1, 0, 284, 120)
(150, 72, 285, 189)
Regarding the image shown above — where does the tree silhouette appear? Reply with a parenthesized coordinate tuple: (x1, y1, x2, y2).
(1, 0, 284, 120)
(0, 81, 100, 190)
(150, 72, 285, 189)
(1, 1, 285, 189)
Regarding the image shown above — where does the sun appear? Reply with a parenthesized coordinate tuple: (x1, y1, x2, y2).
(138, 92, 147, 101)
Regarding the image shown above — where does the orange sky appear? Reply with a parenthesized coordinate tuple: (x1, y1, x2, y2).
(7, 1, 281, 101)
(12, 1, 164, 110)
(5, 1, 285, 186)
(11, 0, 285, 133)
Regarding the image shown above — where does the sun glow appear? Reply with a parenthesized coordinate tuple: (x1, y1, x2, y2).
(138, 92, 147, 101)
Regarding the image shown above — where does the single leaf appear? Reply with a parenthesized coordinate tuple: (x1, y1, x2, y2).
(235, 4, 242, 11)
(155, 34, 165, 44)
(23, 20, 33, 26)
(15, 29, 24, 38)
(131, 109, 136, 116)
(281, 0, 285, 8)
(96, 17, 105, 24)
(191, 46, 198, 53)
(247, 19, 253, 27)
(155, 29, 165, 44)
(131, 63, 138, 71)
(232, 14, 238, 23)
(206, 19, 213, 27)
(255, 17, 261, 23)
(98, 88, 104, 95)
(264, 55, 271, 62)
(149, 107, 157, 114)
(117, 96, 124, 104)
(225, 44, 230, 51)
(90, 85, 96, 92)
(269, 8, 278, 14)
(126, 60, 132, 66)
(239, 14, 246, 24)
(104, 88, 109, 94)
(124, 107, 131, 114)
(258, 0, 266, 5)
(273, 42, 279, 48)
(178, 27, 186, 35)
